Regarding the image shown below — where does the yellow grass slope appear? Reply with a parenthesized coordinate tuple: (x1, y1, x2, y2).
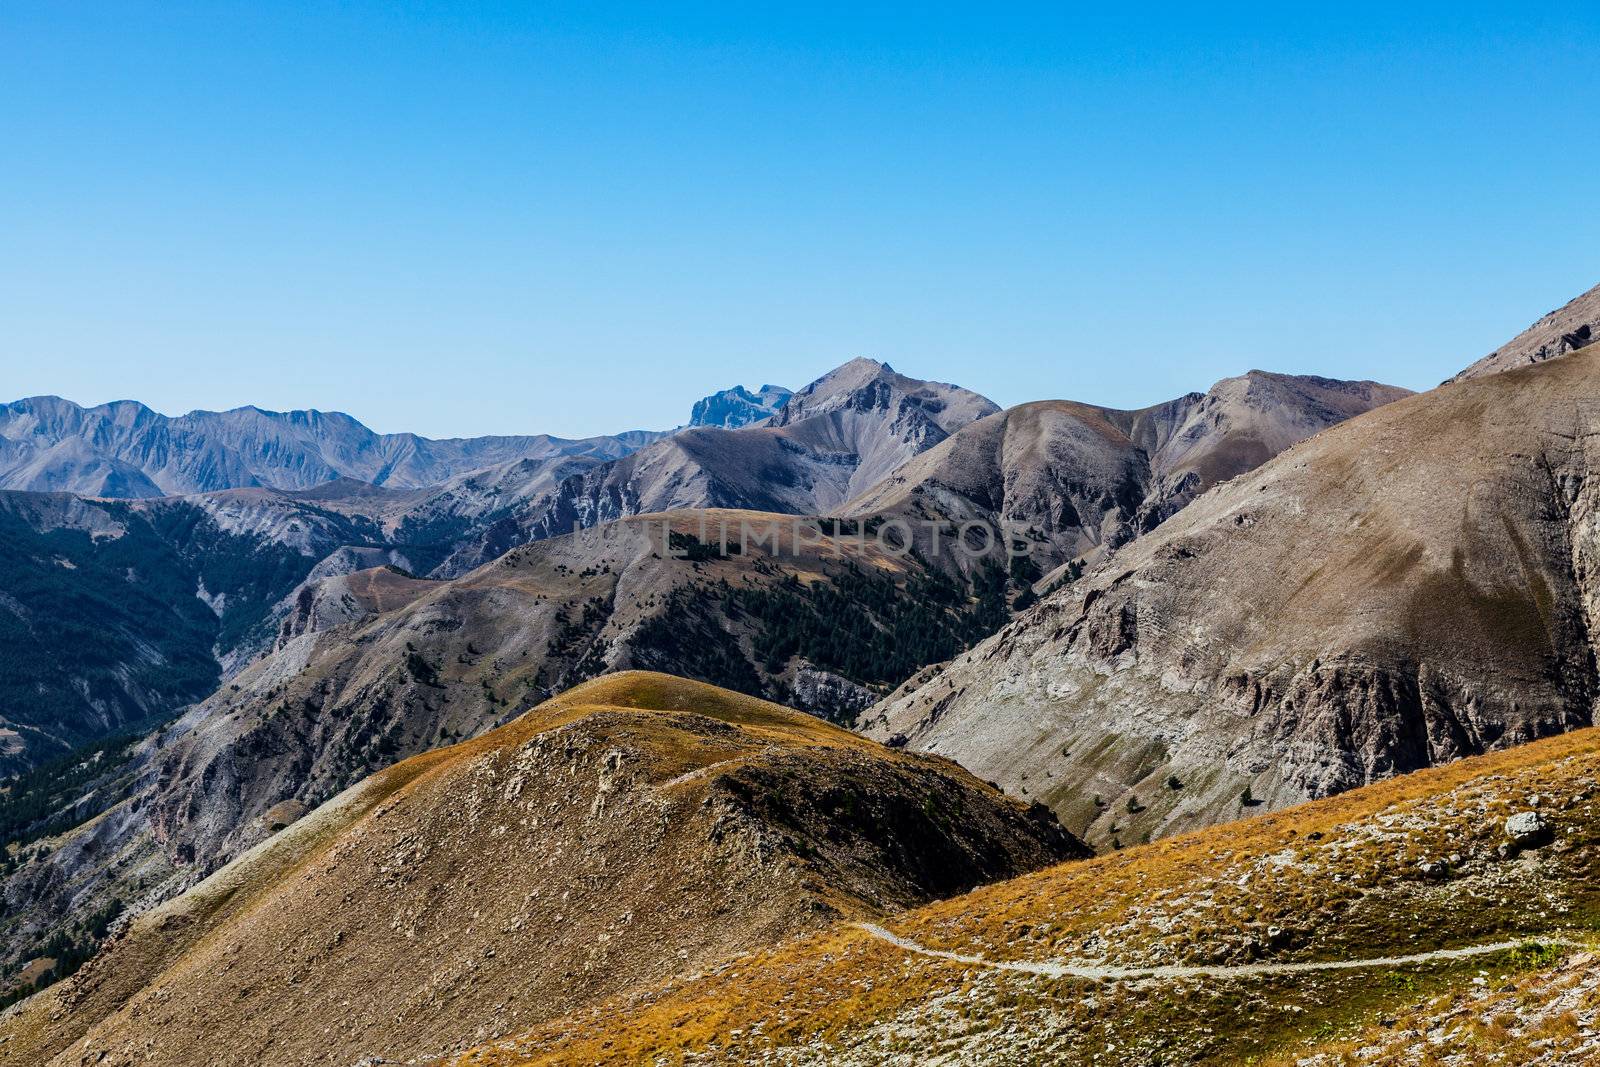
(0, 672, 1082, 1067)
(453, 722, 1600, 1066)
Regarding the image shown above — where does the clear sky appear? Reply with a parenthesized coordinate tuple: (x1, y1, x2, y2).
(2, 3, 1596, 439)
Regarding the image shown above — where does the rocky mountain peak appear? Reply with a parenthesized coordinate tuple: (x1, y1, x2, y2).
(773, 357, 998, 434)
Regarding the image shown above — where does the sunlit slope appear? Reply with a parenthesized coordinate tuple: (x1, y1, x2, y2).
(868, 345, 1600, 847)
(454, 723, 1600, 1066)
(0, 672, 1083, 1067)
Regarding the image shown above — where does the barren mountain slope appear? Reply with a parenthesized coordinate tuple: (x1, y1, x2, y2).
(452, 722, 1600, 1067)
(0, 435, 163, 498)
(862, 346, 1600, 847)
(439, 359, 1000, 574)
(1454, 280, 1600, 382)
(0, 673, 1084, 1067)
(271, 557, 437, 645)
(0, 509, 1022, 985)
(842, 371, 1409, 575)
(1135, 370, 1413, 530)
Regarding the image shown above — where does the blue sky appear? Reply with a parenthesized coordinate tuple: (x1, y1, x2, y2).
(2, 3, 1596, 438)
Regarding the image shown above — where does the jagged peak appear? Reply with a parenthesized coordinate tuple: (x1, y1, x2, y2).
(688, 382, 794, 429)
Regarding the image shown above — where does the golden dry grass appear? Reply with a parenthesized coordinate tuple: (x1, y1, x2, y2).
(2, 671, 1074, 1067)
(450, 723, 1600, 1066)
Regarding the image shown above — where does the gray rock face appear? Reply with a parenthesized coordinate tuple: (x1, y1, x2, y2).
(269, 550, 428, 652)
(863, 345, 1600, 848)
(788, 666, 879, 723)
(0, 396, 664, 497)
(689, 384, 793, 429)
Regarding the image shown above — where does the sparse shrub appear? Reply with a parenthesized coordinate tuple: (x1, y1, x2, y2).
(1509, 941, 1561, 969)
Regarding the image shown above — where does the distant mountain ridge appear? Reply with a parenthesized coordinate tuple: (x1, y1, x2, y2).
(0, 396, 667, 498)
(0, 488, 391, 768)
(688, 383, 793, 428)
(843, 370, 1411, 576)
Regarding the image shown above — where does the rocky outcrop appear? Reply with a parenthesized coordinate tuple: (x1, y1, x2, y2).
(1504, 810, 1551, 846)
(863, 346, 1600, 847)
(271, 558, 432, 649)
(1453, 280, 1600, 382)
(788, 665, 879, 722)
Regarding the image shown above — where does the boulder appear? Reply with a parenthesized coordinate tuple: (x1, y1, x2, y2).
(1504, 811, 1552, 846)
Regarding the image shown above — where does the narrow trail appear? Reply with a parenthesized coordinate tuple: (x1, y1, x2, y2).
(857, 923, 1583, 982)
(655, 758, 740, 791)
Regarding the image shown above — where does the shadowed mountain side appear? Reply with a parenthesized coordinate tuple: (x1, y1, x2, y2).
(0, 489, 405, 768)
(0, 673, 1084, 1067)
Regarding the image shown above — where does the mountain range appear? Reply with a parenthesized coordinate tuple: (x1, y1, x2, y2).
(1, 279, 1599, 1064)
(0, 395, 671, 498)
(0, 375, 807, 503)
(842, 370, 1410, 576)
(0, 344, 1411, 1010)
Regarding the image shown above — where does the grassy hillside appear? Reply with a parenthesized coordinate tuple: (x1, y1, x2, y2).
(450, 722, 1600, 1066)
(0, 672, 1083, 1067)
